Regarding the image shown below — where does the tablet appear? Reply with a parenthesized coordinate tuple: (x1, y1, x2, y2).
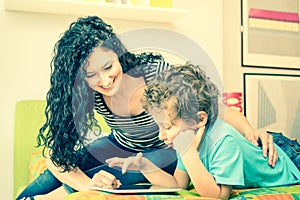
(89, 184, 182, 194)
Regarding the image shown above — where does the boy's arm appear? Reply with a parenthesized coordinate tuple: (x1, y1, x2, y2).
(141, 158, 189, 188)
(181, 148, 232, 200)
(106, 154, 190, 189)
(174, 129, 232, 200)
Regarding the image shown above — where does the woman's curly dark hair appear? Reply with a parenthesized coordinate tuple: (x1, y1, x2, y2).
(143, 62, 219, 130)
(37, 16, 164, 172)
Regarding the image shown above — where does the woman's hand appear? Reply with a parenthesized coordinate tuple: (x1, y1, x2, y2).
(90, 170, 121, 189)
(106, 152, 145, 174)
(220, 105, 278, 167)
(245, 131, 278, 167)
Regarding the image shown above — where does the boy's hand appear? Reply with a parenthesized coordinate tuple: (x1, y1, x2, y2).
(173, 130, 195, 155)
(106, 152, 144, 174)
(173, 126, 205, 156)
(90, 170, 121, 189)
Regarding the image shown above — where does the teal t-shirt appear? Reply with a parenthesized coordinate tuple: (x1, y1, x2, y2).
(177, 118, 300, 188)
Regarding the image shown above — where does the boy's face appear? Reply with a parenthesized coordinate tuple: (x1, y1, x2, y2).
(150, 96, 195, 148)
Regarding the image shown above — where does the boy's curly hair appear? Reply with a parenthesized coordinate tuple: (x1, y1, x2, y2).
(37, 16, 164, 172)
(143, 62, 219, 129)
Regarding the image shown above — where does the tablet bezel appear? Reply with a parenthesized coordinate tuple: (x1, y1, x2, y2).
(89, 184, 182, 194)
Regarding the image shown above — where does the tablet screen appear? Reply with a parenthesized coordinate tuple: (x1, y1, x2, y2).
(89, 184, 182, 194)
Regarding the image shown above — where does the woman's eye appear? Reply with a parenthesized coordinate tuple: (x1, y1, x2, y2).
(104, 65, 112, 71)
(86, 73, 95, 78)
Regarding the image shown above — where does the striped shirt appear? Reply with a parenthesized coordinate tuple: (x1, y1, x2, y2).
(94, 61, 170, 152)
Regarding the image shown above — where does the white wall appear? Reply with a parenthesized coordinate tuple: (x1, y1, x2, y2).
(223, 1, 300, 136)
(0, 1, 223, 199)
(223, 0, 300, 91)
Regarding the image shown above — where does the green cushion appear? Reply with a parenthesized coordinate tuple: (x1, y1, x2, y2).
(13, 100, 111, 197)
(14, 100, 46, 197)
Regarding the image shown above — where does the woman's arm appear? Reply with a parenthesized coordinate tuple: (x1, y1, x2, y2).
(46, 151, 91, 191)
(219, 103, 255, 139)
(219, 103, 278, 167)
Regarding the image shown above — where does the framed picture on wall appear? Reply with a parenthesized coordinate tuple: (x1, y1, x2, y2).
(243, 73, 300, 139)
(241, 0, 300, 70)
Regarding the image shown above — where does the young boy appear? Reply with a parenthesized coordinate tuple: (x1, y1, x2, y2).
(94, 62, 300, 200)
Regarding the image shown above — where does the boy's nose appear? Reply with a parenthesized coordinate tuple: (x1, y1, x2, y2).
(158, 130, 167, 141)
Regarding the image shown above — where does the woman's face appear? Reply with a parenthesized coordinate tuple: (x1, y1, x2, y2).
(85, 46, 123, 96)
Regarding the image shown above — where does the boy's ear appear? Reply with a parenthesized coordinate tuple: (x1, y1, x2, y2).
(196, 111, 208, 128)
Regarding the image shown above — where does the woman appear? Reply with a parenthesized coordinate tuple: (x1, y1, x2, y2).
(16, 16, 277, 200)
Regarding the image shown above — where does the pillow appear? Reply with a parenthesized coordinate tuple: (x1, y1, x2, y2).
(29, 151, 47, 182)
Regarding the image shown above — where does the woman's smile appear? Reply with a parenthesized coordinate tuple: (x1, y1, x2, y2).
(98, 77, 115, 89)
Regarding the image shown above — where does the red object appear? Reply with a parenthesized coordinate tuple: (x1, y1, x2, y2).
(249, 8, 299, 23)
(222, 92, 243, 112)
